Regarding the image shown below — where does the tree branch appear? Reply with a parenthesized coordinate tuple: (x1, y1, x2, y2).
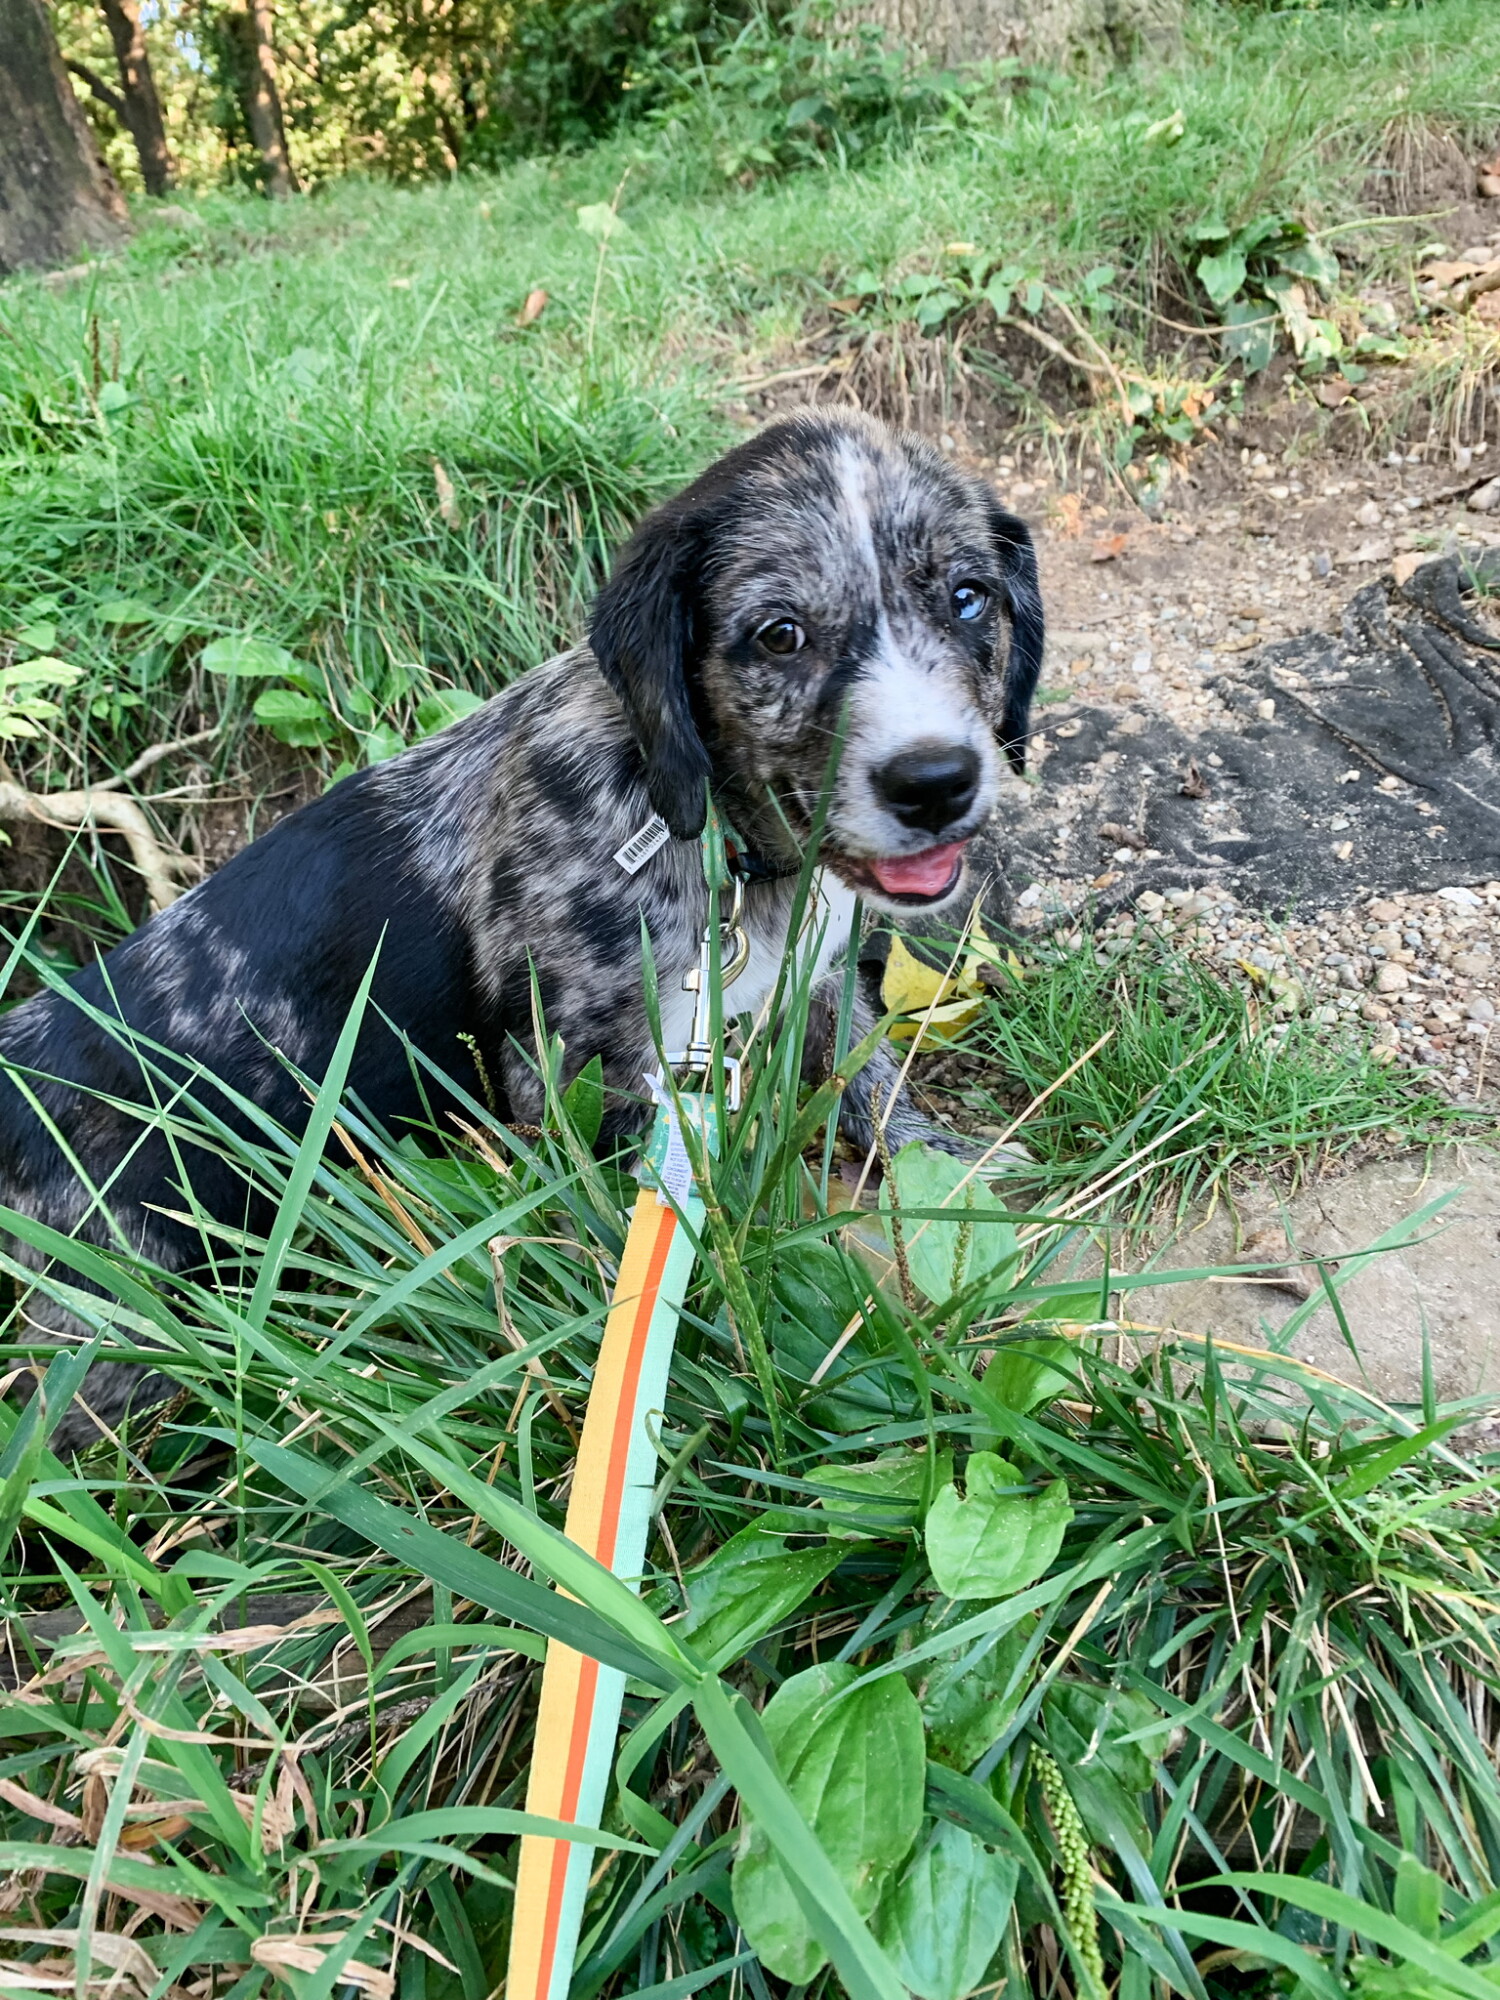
(65, 58, 127, 121)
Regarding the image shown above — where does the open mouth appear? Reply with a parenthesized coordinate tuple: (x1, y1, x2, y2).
(841, 838, 969, 905)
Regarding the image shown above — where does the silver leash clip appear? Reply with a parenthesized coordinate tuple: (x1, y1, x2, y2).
(656, 873, 748, 1110)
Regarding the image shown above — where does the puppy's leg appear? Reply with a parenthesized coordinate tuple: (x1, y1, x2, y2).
(806, 979, 978, 1161)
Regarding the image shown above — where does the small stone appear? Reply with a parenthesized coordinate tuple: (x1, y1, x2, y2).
(1467, 478, 1500, 514)
(1374, 963, 1410, 994)
(1367, 898, 1402, 921)
(1356, 499, 1382, 528)
(1360, 999, 1391, 1021)
(1467, 996, 1497, 1022)
(1332, 840, 1354, 861)
(1438, 885, 1484, 908)
(1136, 890, 1165, 913)
(1256, 697, 1276, 720)
(1452, 950, 1492, 976)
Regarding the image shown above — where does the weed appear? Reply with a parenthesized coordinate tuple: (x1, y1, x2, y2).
(925, 925, 1481, 1224)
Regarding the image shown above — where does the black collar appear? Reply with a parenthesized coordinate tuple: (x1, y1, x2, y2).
(723, 827, 803, 884)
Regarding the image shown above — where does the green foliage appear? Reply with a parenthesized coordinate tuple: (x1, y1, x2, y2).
(953, 924, 1481, 1220)
(731, 1661, 926, 1978)
(2, 875, 1500, 1995)
(637, 0, 988, 184)
(924, 1454, 1073, 1599)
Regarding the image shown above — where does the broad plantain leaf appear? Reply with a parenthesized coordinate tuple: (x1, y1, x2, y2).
(1197, 248, 1247, 307)
(883, 1144, 1018, 1307)
(676, 1518, 843, 1667)
(925, 1455, 1071, 1600)
(874, 1822, 1018, 2000)
(731, 1662, 925, 1982)
(812, 1450, 952, 1537)
(915, 1615, 1035, 1769)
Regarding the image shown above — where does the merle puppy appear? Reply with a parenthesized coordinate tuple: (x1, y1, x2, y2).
(0, 407, 1042, 1443)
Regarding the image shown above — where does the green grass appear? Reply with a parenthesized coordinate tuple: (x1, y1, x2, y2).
(3, 903, 1500, 1999)
(928, 928, 1482, 1227)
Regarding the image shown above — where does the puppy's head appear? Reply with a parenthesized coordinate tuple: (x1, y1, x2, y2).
(589, 409, 1043, 913)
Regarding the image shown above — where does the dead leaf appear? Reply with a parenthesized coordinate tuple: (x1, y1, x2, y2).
(1391, 551, 1427, 587)
(228, 1764, 296, 1852)
(1051, 493, 1084, 538)
(1090, 870, 1122, 890)
(1179, 761, 1210, 800)
(252, 1936, 394, 2000)
(881, 922, 1015, 1046)
(1315, 379, 1353, 409)
(118, 1814, 194, 1849)
(1097, 822, 1147, 852)
(1419, 259, 1486, 286)
(1090, 533, 1128, 563)
(0, 1932, 158, 1991)
(0, 1778, 82, 1833)
(516, 287, 548, 327)
(432, 460, 460, 530)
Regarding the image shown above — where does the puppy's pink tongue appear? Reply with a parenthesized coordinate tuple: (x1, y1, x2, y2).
(869, 840, 966, 897)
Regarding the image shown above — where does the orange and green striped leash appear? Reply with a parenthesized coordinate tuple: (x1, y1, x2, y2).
(508, 808, 745, 2000)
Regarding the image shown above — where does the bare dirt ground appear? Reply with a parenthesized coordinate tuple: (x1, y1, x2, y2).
(953, 337, 1500, 1102)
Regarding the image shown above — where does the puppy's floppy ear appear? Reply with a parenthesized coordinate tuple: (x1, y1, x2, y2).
(987, 501, 1045, 774)
(589, 507, 713, 840)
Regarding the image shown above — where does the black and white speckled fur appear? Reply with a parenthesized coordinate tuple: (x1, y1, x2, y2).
(0, 408, 1042, 1446)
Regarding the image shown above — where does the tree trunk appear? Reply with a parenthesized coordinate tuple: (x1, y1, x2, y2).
(243, 0, 297, 197)
(850, 0, 1183, 66)
(97, 0, 176, 196)
(0, 0, 129, 275)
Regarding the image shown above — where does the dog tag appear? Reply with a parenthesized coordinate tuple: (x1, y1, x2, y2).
(614, 813, 670, 875)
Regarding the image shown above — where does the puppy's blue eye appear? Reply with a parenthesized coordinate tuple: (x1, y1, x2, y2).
(952, 583, 989, 622)
(756, 618, 806, 657)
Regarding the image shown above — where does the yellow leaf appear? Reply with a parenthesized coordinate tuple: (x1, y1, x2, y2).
(882, 933, 951, 1016)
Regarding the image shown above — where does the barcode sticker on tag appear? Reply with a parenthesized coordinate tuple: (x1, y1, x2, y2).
(614, 814, 671, 875)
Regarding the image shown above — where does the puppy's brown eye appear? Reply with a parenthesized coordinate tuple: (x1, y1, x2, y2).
(952, 582, 989, 622)
(756, 618, 806, 657)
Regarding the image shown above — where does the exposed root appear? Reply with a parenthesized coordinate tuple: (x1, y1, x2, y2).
(0, 731, 216, 913)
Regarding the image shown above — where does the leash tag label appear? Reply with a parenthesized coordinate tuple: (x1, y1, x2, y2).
(614, 815, 670, 875)
(654, 1105, 693, 1207)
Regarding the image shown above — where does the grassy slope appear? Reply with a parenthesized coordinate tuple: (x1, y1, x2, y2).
(2, 0, 1499, 807)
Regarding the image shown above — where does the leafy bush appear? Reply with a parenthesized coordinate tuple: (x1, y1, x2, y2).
(636, 0, 990, 183)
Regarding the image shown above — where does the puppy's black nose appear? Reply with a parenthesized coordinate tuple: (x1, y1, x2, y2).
(874, 745, 980, 834)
